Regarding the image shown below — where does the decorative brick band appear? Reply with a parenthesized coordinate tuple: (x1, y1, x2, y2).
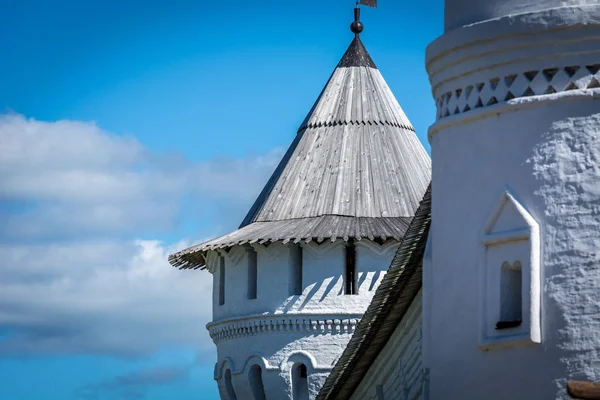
(207, 314, 361, 345)
(436, 64, 600, 120)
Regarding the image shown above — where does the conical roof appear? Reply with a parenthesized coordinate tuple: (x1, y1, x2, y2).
(170, 33, 431, 270)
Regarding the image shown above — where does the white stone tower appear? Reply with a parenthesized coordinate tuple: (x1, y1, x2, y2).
(169, 9, 430, 400)
(424, 1, 600, 398)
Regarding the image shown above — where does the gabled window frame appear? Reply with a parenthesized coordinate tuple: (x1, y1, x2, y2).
(479, 189, 541, 350)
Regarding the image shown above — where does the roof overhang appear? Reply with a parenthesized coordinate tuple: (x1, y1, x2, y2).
(168, 215, 411, 270)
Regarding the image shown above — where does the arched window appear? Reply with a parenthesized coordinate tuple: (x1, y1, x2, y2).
(248, 365, 266, 400)
(292, 363, 309, 400)
(224, 369, 237, 400)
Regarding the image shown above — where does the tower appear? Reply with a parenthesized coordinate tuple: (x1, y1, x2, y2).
(424, 1, 600, 398)
(169, 9, 430, 400)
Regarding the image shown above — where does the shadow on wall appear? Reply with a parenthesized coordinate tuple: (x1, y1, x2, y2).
(319, 276, 342, 302)
(282, 275, 342, 312)
(369, 270, 383, 291)
(298, 280, 324, 311)
(281, 271, 379, 313)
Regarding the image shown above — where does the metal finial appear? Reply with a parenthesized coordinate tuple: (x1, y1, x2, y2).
(350, 6, 363, 35)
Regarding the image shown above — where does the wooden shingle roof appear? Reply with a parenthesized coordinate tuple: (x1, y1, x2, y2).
(169, 35, 430, 270)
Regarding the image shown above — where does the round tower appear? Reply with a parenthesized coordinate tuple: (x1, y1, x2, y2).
(424, 1, 600, 399)
(170, 9, 430, 400)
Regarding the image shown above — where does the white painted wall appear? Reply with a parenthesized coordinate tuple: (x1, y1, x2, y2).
(208, 239, 399, 399)
(444, 0, 598, 32)
(211, 241, 397, 321)
(351, 291, 423, 400)
(425, 2, 600, 397)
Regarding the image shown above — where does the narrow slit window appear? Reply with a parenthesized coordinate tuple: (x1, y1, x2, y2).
(225, 369, 237, 400)
(247, 248, 257, 300)
(218, 256, 225, 306)
(289, 245, 303, 296)
(345, 241, 358, 295)
(292, 363, 309, 400)
(249, 365, 266, 400)
(497, 261, 522, 330)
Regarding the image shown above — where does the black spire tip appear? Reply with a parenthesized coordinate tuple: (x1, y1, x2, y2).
(350, 7, 363, 35)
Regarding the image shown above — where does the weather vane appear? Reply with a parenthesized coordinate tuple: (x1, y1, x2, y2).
(351, 0, 377, 35)
(356, 0, 377, 7)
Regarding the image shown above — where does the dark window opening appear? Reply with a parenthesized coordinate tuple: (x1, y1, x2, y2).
(289, 245, 303, 296)
(292, 363, 309, 400)
(218, 256, 225, 306)
(249, 365, 266, 400)
(247, 248, 257, 300)
(225, 369, 237, 400)
(496, 261, 522, 330)
(345, 241, 358, 295)
(496, 320, 522, 330)
(299, 364, 307, 378)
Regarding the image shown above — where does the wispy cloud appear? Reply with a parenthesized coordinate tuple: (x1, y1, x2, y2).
(75, 364, 191, 400)
(0, 112, 282, 358)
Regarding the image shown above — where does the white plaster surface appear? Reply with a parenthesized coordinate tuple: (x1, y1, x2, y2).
(350, 291, 423, 400)
(425, 98, 600, 399)
(426, 4, 600, 395)
(444, 0, 599, 32)
(209, 240, 398, 399)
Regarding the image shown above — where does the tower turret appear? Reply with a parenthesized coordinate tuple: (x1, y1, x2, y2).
(170, 10, 430, 400)
(425, 1, 600, 398)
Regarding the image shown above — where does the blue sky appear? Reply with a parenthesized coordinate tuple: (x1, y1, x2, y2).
(0, 1, 443, 399)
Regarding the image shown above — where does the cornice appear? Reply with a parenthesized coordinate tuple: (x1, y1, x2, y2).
(207, 313, 362, 345)
(433, 64, 600, 122)
(428, 88, 600, 140)
(425, 6, 600, 132)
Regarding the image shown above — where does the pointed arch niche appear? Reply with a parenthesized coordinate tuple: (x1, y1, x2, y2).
(479, 190, 541, 349)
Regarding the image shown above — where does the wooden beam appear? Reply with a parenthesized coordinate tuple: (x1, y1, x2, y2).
(568, 381, 600, 399)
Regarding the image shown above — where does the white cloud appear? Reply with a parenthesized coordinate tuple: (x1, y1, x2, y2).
(0, 113, 282, 357)
(0, 239, 212, 357)
(0, 113, 283, 239)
